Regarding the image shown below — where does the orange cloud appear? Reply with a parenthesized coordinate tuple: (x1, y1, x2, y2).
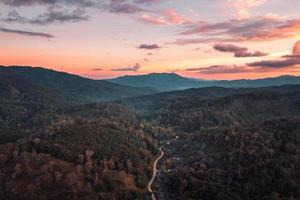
(293, 40, 300, 55)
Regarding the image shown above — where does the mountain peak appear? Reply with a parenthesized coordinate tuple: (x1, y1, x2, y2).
(116, 72, 182, 79)
(108, 72, 201, 91)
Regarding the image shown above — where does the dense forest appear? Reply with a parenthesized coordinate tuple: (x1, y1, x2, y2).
(159, 119, 300, 200)
(0, 66, 300, 199)
(120, 85, 300, 200)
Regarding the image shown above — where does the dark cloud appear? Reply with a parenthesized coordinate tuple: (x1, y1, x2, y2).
(0, 27, 54, 38)
(174, 18, 300, 45)
(92, 68, 103, 71)
(247, 58, 300, 68)
(1, 0, 96, 7)
(1, 0, 153, 25)
(138, 43, 161, 50)
(4, 7, 88, 25)
(213, 43, 268, 57)
(111, 63, 141, 72)
(184, 65, 256, 74)
(105, 0, 148, 14)
(214, 43, 247, 53)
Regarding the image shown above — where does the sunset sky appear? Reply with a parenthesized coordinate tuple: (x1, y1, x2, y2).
(1, 0, 300, 80)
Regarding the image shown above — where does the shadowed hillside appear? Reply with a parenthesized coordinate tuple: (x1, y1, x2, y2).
(0, 66, 157, 103)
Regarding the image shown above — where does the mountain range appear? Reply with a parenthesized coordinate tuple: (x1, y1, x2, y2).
(2, 66, 300, 96)
(108, 73, 300, 91)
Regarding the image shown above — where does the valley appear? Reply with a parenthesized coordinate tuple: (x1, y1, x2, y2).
(0, 66, 300, 200)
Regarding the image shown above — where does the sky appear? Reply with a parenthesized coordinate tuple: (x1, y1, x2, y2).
(1, 0, 300, 80)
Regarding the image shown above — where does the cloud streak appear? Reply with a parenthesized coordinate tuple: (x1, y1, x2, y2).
(1, 0, 97, 7)
(185, 65, 253, 74)
(92, 68, 103, 71)
(0, 27, 54, 38)
(111, 63, 141, 72)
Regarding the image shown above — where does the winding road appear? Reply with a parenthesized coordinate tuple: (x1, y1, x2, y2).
(148, 146, 164, 200)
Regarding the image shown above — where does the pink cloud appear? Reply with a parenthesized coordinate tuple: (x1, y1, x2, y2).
(164, 9, 191, 24)
(174, 18, 300, 45)
(138, 8, 191, 26)
(138, 14, 168, 25)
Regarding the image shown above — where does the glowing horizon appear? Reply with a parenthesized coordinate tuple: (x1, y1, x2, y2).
(1, 0, 300, 80)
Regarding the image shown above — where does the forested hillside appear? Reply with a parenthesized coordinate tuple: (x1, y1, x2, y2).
(0, 102, 173, 199)
(0, 118, 161, 200)
(0, 76, 63, 143)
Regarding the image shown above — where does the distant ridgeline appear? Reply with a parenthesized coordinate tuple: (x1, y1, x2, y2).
(0, 65, 300, 200)
(108, 72, 300, 91)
